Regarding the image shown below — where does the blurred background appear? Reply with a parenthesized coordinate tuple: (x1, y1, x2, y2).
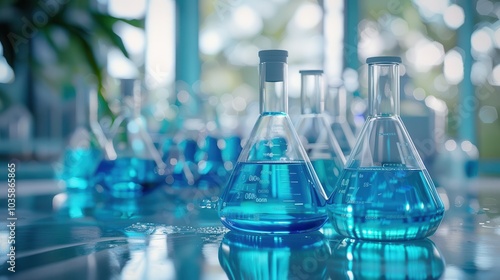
(0, 0, 498, 180)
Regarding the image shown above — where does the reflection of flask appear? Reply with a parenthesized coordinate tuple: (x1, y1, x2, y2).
(325, 86, 356, 156)
(95, 79, 166, 197)
(56, 83, 115, 190)
(219, 231, 330, 280)
(328, 238, 445, 280)
(218, 50, 328, 233)
(295, 70, 346, 196)
(327, 57, 444, 240)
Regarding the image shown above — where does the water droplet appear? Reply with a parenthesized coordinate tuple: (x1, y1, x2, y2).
(124, 222, 156, 236)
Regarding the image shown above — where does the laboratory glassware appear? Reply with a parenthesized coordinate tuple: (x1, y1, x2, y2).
(171, 137, 200, 186)
(219, 231, 330, 280)
(56, 83, 115, 190)
(197, 135, 228, 188)
(328, 238, 445, 279)
(218, 50, 329, 233)
(161, 137, 179, 185)
(327, 56, 444, 240)
(295, 70, 346, 196)
(325, 85, 356, 156)
(95, 79, 167, 197)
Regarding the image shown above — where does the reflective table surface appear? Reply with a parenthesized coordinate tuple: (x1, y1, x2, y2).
(0, 177, 499, 280)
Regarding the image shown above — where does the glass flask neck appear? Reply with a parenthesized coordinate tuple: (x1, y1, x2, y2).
(368, 63, 400, 117)
(300, 72, 324, 114)
(259, 61, 288, 114)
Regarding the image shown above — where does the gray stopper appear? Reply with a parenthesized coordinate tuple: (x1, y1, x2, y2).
(259, 50, 288, 82)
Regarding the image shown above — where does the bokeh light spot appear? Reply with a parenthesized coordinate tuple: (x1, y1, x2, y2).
(479, 106, 498, 123)
(443, 4, 464, 29)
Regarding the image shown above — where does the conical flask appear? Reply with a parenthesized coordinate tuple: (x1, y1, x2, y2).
(327, 57, 444, 240)
(218, 50, 328, 233)
(295, 70, 346, 197)
(56, 82, 115, 190)
(95, 79, 167, 197)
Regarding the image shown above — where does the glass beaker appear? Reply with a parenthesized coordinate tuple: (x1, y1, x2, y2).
(327, 57, 444, 240)
(218, 50, 329, 233)
(56, 82, 115, 190)
(95, 79, 167, 197)
(295, 70, 346, 196)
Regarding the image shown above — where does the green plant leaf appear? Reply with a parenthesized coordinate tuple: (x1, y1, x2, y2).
(53, 21, 113, 118)
(92, 15, 132, 58)
(92, 13, 145, 29)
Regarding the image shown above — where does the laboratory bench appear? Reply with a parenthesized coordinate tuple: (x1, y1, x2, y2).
(0, 177, 499, 280)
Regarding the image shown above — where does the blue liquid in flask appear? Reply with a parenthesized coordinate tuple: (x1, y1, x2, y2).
(220, 161, 327, 233)
(327, 57, 444, 240)
(59, 148, 102, 189)
(95, 157, 163, 197)
(328, 168, 444, 240)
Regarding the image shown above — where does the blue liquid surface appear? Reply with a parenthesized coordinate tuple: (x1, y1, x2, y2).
(58, 148, 102, 190)
(327, 168, 444, 240)
(311, 159, 342, 197)
(95, 157, 164, 197)
(219, 161, 327, 233)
